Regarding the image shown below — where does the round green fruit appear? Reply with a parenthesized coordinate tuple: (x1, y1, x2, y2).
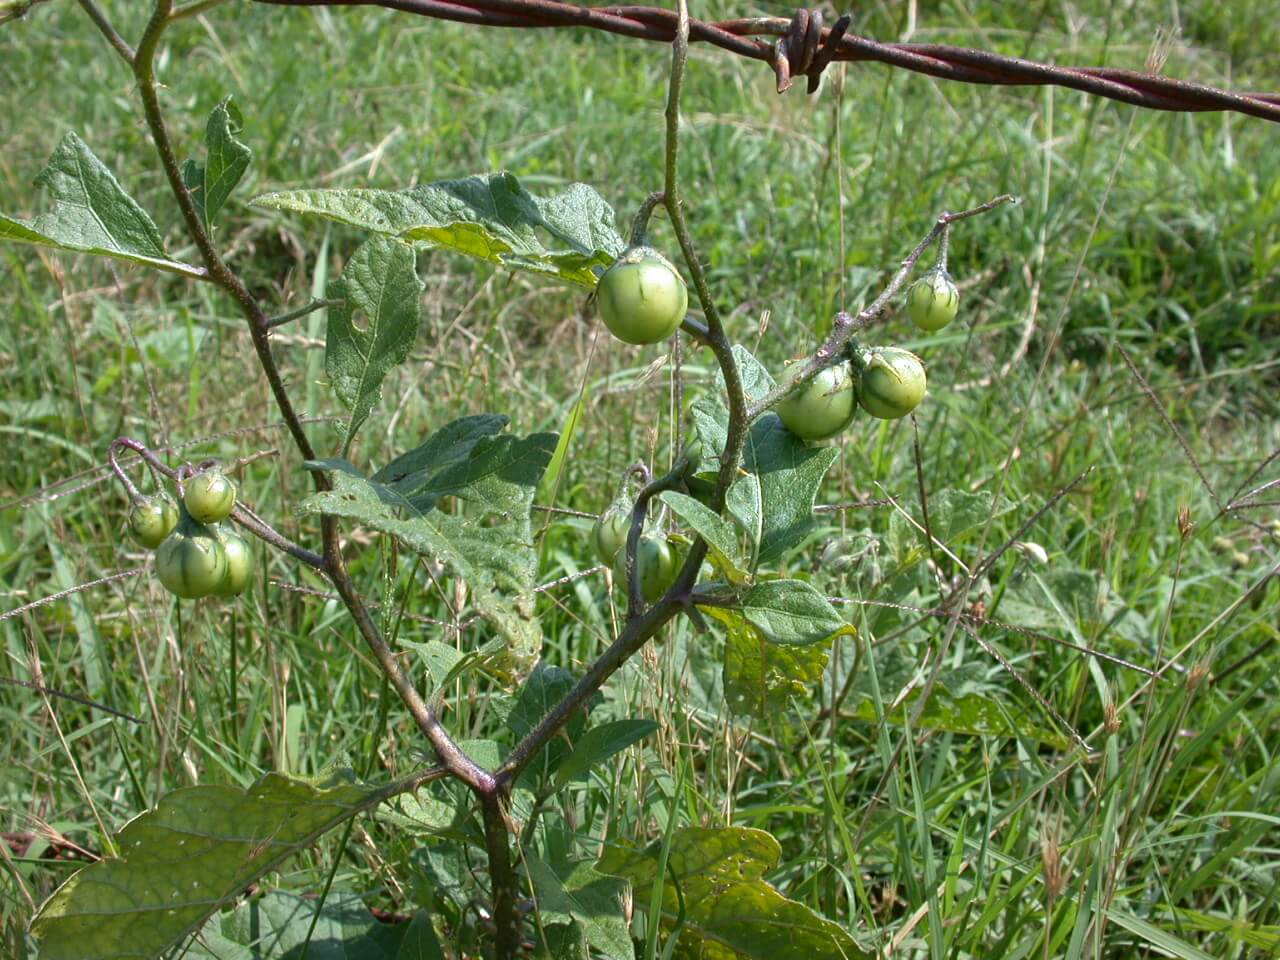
(776, 361, 858, 442)
(857, 347, 927, 420)
(592, 508, 632, 565)
(615, 534, 679, 604)
(128, 494, 179, 549)
(184, 470, 237, 524)
(212, 525, 255, 597)
(596, 246, 688, 345)
(156, 522, 228, 599)
(906, 267, 959, 332)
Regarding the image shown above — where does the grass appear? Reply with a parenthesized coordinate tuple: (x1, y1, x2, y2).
(1, 1, 1278, 958)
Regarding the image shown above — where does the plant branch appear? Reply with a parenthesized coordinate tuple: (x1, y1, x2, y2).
(497, 594, 681, 785)
(747, 195, 1017, 421)
(481, 796, 522, 956)
(130, 3, 320, 466)
(266, 297, 344, 328)
(97, 0, 491, 795)
(75, 0, 135, 64)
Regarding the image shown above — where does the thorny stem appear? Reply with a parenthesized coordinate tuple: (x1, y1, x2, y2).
(75, 0, 135, 64)
(107, 440, 146, 502)
(87, 0, 490, 824)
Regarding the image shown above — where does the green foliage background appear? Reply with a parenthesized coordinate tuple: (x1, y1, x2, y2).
(1, 1, 1277, 957)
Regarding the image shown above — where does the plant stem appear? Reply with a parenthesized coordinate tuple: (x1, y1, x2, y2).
(628, 191, 666, 246)
(481, 795, 522, 956)
(89, 0, 490, 800)
(75, 0, 135, 64)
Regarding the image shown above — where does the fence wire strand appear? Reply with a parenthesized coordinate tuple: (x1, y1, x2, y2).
(256, 0, 1280, 122)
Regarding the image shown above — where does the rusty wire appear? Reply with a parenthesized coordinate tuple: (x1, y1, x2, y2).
(256, 0, 1280, 123)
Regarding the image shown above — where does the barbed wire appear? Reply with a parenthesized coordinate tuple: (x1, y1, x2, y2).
(257, 0, 1280, 123)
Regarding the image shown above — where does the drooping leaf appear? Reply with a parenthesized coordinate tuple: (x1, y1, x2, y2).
(302, 430, 555, 678)
(598, 827, 869, 960)
(720, 611, 831, 718)
(0, 132, 202, 279)
(325, 235, 424, 452)
(184, 890, 445, 960)
(527, 857, 634, 960)
(659, 491, 748, 582)
(181, 97, 252, 228)
(253, 173, 625, 287)
(32, 770, 420, 960)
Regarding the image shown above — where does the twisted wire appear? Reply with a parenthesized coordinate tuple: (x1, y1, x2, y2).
(256, 0, 1280, 123)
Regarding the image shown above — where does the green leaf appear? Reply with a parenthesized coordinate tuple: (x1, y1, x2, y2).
(713, 579, 850, 646)
(720, 611, 831, 718)
(1106, 910, 1217, 960)
(726, 472, 762, 558)
(507, 663, 582, 739)
(850, 675, 1069, 748)
(302, 430, 554, 678)
(528, 857, 634, 960)
(888, 487, 1014, 561)
(554, 718, 659, 787)
(253, 173, 625, 287)
(32, 770, 419, 960)
(183, 97, 252, 228)
(325, 235, 424, 452)
(691, 347, 840, 565)
(506, 664, 590, 781)
(184, 890, 445, 959)
(0, 132, 202, 279)
(597, 827, 868, 960)
(659, 491, 748, 581)
(373, 414, 508, 491)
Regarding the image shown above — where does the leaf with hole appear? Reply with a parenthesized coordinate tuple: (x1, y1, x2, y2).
(597, 827, 869, 960)
(325, 235, 424, 453)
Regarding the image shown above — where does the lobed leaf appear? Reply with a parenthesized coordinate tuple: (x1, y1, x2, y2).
(253, 173, 624, 287)
(32, 770, 416, 960)
(181, 97, 252, 229)
(302, 430, 556, 679)
(527, 857, 634, 960)
(720, 611, 831, 718)
(597, 827, 869, 960)
(0, 132, 202, 279)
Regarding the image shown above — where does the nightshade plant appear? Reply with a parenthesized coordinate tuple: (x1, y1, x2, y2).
(5, 2, 1272, 959)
